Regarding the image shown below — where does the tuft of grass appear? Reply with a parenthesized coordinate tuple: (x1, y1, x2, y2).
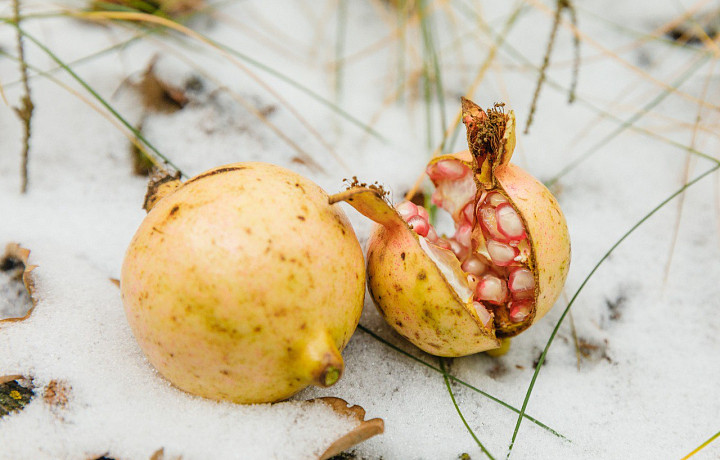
(13, 25, 183, 176)
(524, 0, 579, 134)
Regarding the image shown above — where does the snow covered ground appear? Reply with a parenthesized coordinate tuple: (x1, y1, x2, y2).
(1, 0, 719, 458)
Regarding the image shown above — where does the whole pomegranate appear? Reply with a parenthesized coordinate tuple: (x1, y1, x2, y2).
(332, 99, 570, 356)
(121, 162, 365, 403)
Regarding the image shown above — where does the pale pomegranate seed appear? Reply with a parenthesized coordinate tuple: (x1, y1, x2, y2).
(417, 205, 430, 221)
(396, 201, 418, 221)
(509, 300, 532, 323)
(431, 189, 443, 207)
(486, 240, 518, 266)
(426, 225, 438, 242)
(509, 268, 534, 294)
(496, 203, 526, 241)
(427, 160, 468, 181)
(461, 256, 487, 276)
(486, 192, 508, 207)
(462, 201, 475, 224)
(407, 215, 429, 237)
(473, 301, 493, 327)
(475, 274, 508, 305)
(448, 238, 469, 261)
(435, 238, 452, 250)
(478, 205, 508, 242)
(467, 274, 480, 292)
(455, 222, 473, 248)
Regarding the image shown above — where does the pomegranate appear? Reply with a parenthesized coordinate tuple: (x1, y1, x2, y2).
(121, 163, 365, 403)
(332, 99, 570, 356)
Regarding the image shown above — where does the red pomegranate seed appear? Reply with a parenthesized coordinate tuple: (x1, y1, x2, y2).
(461, 256, 487, 276)
(485, 192, 508, 207)
(407, 215, 429, 237)
(427, 160, 468, 181)
(396, 201, 418, 221)
(475, 274, 508, 305)
(473, 301, 493, 327)
(509, 268, 534, 293)
(478, 205, 508, 242)
(496, 203, 526, 241)
(509, 300, 532, 323)
(486, 240, 518, 266)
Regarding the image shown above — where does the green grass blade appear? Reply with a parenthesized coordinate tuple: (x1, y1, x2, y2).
(440, 359, 496, 459)
(681, 429, 720, 459)
(208, 31, 385, 142)
(15, 25, 183, 175)
(505, 163, 720, 457)
(356, 324, 567, 440)
(334, 0, 347, 102)
(451, 2, 718, 168)
(545, 54, 711, 187)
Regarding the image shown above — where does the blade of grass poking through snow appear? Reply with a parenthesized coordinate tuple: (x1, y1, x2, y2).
(545, 53, 711, 187)
(681, 429, 720, 459)
(0, 49, 155, 167)
(13, 25, 182, 176)
(334, 0, 347, 102)
(460, 15, 719, 167)
(505, 163, 720, 458)
(418, 0, 448, 153)
(73, 10, 349, 172)
(439, 358, 495, 459)
(404, 1, 527, 201)
(131, 8, 385, 142)
(355, 325, 567, 440)
(138, 33, 321, 174)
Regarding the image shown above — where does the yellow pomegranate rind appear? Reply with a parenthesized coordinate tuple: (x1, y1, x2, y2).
(331, 188, 500, 357)
(122, 162, 365, 403)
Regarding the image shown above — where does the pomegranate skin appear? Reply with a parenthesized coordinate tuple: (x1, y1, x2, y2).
(335, 99, 571, 356)
(121, 163, 365, 403)
(330, 188, 500, 357)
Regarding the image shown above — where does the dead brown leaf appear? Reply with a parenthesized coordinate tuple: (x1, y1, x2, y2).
(313, 397, 384, 460)
(0, 243, 37, 323)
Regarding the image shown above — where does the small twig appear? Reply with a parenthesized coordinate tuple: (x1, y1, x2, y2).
(566, 0, 580, 103)
(525, 0, 579, 134)
(12, 0, 34, 193)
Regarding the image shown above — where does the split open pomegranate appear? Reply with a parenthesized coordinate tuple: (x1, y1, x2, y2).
(332, 98, 570, 356)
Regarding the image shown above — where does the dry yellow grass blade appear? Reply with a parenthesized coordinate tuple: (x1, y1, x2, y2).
(551, 0, 717, 68)
(0, 79, 8, 106)
(404, 2, 524, 201)
(71, 10, 349, 172)
(663, 59, 718, 284)
(523, 0, 720, 110)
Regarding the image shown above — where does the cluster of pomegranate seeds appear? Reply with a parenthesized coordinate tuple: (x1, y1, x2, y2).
(396, 159, 537, 329)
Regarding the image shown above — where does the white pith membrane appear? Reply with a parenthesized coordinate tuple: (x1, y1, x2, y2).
(397, 159, 535, 333)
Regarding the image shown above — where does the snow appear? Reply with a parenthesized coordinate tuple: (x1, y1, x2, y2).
(1, 0, 719, 458)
